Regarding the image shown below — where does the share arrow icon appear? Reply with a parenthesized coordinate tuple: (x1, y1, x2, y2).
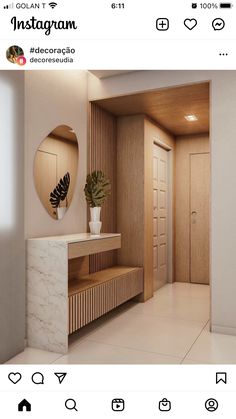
(54, 372, 67, 384)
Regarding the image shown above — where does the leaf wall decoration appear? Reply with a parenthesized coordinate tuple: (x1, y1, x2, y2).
(50, 172, 70, 209)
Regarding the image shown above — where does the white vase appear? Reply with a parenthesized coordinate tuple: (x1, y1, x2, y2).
(89, 221, 102, 236)
(57, 207, 67, 220)
(89, 207, 102, 235)
(90, 207, 101, 222)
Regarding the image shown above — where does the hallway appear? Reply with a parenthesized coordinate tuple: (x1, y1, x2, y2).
(7, 283, 236, 364)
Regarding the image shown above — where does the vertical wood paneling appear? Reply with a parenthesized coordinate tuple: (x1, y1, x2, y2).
(89, 103, 117, 272)
(117, 115, 154, 301)
(117, 115, 145, 268)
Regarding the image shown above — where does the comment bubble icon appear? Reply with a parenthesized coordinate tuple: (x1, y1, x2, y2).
(31, 372, 44, 385)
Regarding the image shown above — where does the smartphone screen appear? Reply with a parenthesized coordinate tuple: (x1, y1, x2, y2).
(0, 1, 235, 417)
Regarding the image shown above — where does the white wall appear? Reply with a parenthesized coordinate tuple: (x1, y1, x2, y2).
(25, 70, 88, 238)
(88, 70, 236, 335)
(0, 71, 25, 362)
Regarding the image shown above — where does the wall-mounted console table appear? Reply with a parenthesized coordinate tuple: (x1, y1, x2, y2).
(27, 233, 143, 354)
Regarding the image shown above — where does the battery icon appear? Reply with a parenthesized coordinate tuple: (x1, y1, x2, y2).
(220, 2, 232, 7)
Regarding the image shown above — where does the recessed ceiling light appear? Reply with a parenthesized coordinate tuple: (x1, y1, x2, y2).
(184, 114, 198, 122)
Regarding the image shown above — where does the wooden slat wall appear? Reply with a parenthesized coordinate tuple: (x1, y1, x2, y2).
(89, 103, 117, 272)
(68, 268, 143, 334)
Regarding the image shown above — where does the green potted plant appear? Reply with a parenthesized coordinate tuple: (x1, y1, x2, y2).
(84, 170, 111, 235)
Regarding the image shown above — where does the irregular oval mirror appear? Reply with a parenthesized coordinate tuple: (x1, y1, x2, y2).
(34, 125, 78, 220)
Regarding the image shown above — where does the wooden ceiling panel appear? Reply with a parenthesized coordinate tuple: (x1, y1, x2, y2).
(93, 82, 209, 136)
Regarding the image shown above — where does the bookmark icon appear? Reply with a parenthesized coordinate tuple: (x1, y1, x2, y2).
(216, 372, 227, 384)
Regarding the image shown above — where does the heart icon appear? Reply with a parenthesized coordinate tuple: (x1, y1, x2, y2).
(8, 372, 22, 384)
(184, 18, 198, 30)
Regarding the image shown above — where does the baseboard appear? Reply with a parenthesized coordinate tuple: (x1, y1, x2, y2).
(212, 324, 236, 336)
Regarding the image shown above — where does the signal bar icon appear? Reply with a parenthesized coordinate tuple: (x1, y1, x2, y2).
(3, 2, 14, 8)
(49, 2, 57, 8)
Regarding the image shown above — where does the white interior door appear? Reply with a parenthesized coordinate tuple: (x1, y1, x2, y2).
(190, 153, 210, 284)
(153, 143, 168, 291)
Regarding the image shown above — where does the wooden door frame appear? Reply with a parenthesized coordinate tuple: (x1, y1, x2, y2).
(153, 137, 174, 284)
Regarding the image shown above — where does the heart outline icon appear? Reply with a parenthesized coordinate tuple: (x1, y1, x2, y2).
(184, 18, 198, 30)
(8, 372, 22, 384)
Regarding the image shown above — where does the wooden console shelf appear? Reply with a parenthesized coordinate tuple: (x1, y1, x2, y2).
(27, 233, 144, 354)
(69, 266, 140, 295)
(68, 235, 121, 259)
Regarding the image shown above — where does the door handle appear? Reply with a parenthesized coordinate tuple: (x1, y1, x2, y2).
(191, 211, 197, 215)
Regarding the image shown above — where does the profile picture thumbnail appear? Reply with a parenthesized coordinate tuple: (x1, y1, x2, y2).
(6, 45, 26, 66)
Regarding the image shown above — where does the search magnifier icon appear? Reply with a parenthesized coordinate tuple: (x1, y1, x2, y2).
(65, 399, 78, 412)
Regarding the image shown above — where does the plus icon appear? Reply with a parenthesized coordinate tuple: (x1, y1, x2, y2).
(156, 18, 169, 31)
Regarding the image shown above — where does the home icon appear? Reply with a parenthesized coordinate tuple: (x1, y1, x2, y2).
(18, 399, 31, 412)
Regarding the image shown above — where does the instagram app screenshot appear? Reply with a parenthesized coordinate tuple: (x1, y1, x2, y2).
(0, 0, 236, 418)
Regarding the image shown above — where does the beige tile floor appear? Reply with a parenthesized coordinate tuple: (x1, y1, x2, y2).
(7, 282, 236, 364)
